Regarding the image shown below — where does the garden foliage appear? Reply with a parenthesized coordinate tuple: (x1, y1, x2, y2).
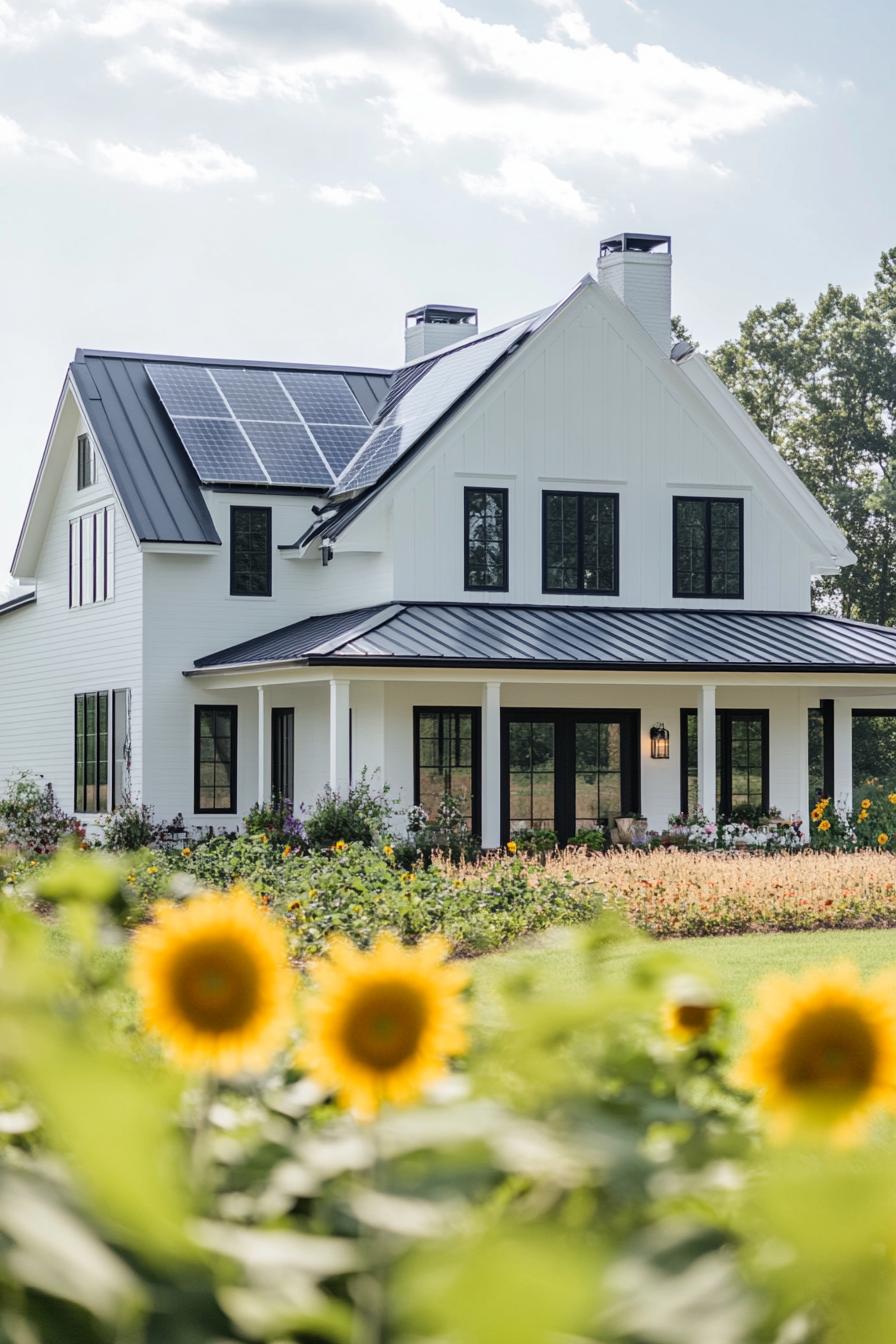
(2, 850, 896, 1341)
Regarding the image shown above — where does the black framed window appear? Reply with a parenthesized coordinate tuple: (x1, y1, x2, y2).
(680, 708, 768, 816)
(194, 706, 238, 813)
(77, 434, 96, 490)
(464, 488, 508, 591)
(74, 691, 108, 813)
(69, 507, 112, 608)
(414, 707, 481, 835)
(673, 497, 743, 598)
(111, 688, 131, 808)
(852, 710, 896, 798)
(543, 491, 618, 594)
(230, 506, 272, 597)
(271, 707, 294, 803)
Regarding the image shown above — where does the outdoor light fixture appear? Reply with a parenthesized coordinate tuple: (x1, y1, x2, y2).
(650, 723, 670, 759)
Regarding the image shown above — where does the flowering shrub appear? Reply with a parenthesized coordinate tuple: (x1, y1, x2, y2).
(810, 790, 896, 851)
(4, 851, 896, 1340)
(0, 770, 84, 853)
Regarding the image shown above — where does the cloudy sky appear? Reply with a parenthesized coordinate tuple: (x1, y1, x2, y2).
(1, 0, 892, 588)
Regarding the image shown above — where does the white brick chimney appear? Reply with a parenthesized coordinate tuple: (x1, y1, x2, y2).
(405, 304, 478, 363)
(597, 233, 672, 354)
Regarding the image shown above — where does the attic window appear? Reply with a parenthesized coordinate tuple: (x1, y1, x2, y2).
(77, 434, 96, 490)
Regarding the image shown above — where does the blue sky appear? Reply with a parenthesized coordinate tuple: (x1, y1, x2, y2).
(1, 0, 892, 588)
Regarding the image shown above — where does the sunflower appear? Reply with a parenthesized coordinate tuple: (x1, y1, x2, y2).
(297, 933, 469, 1117)
(888, 793, 896, 806)
(879, 833, 890, 847)
(859, 810, 869, 822)
(818, 819, 831, 832)
(506, 840, 518, 855)
(810, 807, 822, 823)
(664, 999, 717, 1043)
(861, 799, 872, 810)
(131, 887, 296, 1075)
(733, 963, 896, 1143)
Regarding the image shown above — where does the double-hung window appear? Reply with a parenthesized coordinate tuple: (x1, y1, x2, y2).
(464, 488, 508, 591)
(195, 706, 238, 813)
(230, 506, 272, 597)
(69, 507, 113, 607)
(74, 691, 109, 812)
(673, 497, 743, 598)
(543, 491, 618, 594)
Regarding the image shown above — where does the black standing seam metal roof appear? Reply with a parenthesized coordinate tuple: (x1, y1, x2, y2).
(68, 352, 393, 546)
(190, 602, 896, 673)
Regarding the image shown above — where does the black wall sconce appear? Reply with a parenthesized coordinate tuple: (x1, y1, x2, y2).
(650, 723, 670, 760)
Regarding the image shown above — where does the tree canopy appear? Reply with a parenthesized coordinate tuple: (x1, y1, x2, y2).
(709, 249, 896, 624)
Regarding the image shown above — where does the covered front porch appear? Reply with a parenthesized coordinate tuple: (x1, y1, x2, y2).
(185, 663, 896, 843)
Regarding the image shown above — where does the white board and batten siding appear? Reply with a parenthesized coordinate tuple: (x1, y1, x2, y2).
(380, 284, 820, 610)
(0, 390, 143, 816)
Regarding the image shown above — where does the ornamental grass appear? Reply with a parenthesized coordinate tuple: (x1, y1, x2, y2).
(453, 848, 896, 939)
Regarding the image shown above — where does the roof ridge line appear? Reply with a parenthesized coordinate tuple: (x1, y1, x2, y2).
(76, 348, 394, 376)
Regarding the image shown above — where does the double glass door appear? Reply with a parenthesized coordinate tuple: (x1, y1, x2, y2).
(502, 710, 639, 845)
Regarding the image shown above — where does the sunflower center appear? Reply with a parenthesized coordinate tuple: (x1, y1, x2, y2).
(342, 981, 427, 1071)
(169, 937, 261, 1033)
(676, 1003, 714, 1033)
(779, 1005, 879, 1096)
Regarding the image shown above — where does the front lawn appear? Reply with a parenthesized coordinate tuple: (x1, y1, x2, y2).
(475, 924, 896, 1022)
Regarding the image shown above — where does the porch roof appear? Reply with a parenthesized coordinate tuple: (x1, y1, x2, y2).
(190, 602, 896, 675)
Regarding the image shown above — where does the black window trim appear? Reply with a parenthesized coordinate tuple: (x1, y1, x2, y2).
(679, 706, 769, 816)
(229, 504, 272, 598)
(672, 495, 744, 600)
(194, 704, 239, 815)
(541, 489, 619, 596)
(463, 486, 509, 593)
(73, 689, 109, 814)
(413, 705, 482, 839)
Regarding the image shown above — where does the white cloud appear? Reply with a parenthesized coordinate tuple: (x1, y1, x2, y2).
(460, 153, 598, 222)
(310, 182, 384, 207)
(0, 1, 64, 49)
(93, 134, 256, 188)
(0, 113, 27, 154)
(547, 10, 592, 45)
(0, 112, 78, 162)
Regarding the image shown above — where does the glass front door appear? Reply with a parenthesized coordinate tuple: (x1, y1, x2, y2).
(503, 710, 639, 844)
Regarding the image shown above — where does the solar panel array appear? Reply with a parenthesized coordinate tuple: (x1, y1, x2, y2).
(144, 363, 376, 487)
(333, 321, 531, 495)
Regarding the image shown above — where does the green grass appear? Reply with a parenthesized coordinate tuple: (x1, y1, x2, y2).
(474, 925, 896, 1019)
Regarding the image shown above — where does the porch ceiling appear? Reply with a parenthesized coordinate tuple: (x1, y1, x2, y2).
(189, 601, 896, 678)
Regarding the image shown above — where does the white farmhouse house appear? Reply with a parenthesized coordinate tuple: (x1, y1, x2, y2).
(3, 231, 896, 844)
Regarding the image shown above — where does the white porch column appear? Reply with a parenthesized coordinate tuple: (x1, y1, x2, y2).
(833, 699, 853, 813)
(481, 681, 502, 849)
(795, 692, 810, 832)
(329, 679, 351, 794)
(256, 685, 266, 807)
(698, 683, 716, 822)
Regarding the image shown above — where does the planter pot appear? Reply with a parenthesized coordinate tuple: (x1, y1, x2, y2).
(616, 816, 648, 846)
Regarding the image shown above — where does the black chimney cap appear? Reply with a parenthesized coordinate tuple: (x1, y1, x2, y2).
(599, 233, 671, 258)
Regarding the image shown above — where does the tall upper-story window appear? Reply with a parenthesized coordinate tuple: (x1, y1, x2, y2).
(77, 434, 96, 490)
(464, 487, 508, 591)
(230, 506, 272, 597)
(74, 691, 108, 813)
(69, 507, 113, 608)
(543, 491, 618, 595)
(673, 497, 743, 599)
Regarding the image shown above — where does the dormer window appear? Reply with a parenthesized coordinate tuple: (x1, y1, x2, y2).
(673, 497, 743, 599)
(77, 434, 96, 490)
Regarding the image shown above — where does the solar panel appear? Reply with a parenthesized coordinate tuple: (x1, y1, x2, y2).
(334, 322, 529, 494)
(212, 368, 296, 422)
(146, 361, 382, 487)
(307, 424, 372, 474)
(242, 422, 332, 487)
(146, 364, 228, 418)
(171, 418, 268, 484)
(279, 371, 368, 425)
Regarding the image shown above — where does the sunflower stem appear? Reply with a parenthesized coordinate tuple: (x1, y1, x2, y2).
(190, 1074, 216, 1195)
(353, 1122, 387, 1344)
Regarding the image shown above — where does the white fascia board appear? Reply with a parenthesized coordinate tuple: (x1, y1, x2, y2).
(677, 353, 855, 566)
(11, 375, 71, 577)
